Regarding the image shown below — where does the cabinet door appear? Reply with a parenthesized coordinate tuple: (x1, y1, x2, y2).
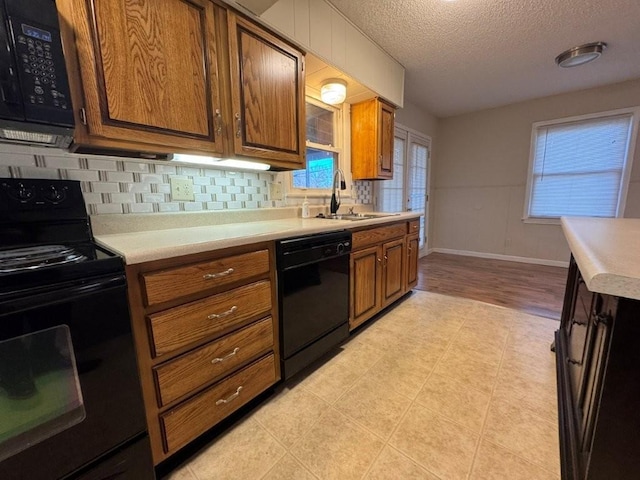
(406, 233, 419, 290)
(350, 246, 380, 330)
(61, 0, 224, 153)
(227, 13, 305, 168)
(382, 238, 405, 307)
(566, 278, 594, 405)
(378, 101, 394, 179)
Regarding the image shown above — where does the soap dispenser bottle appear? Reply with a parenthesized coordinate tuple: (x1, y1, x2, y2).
(301, 195, 310, 218)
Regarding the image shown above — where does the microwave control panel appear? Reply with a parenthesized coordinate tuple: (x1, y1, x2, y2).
(13, 20, 69, 111)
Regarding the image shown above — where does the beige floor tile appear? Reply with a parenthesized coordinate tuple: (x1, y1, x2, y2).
(187, 418, 286, 480)
(445, 340, 504, 367)
(493, 370, 557, 423)
(297, 359, 361, 405)
(163, 466, 197, 480)
(252, 385, 330, 447)
(483, 398, 560, 475)
(290, 408, 384, 480)
(364, 446, 440, 480)
(415, 372, 491, 432)
(350, 322, 406, 351)
(262, 454, 318, 480)
(332, 339, 387, 375)
(390, 403, 479, 479)
(432, 348, 500, 393)
(470, 439, 560, 479)
(499, 347, 556, 386)
(335, 376, 412, 439)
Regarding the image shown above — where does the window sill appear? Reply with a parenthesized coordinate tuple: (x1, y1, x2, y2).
(522, 217, 562, 225)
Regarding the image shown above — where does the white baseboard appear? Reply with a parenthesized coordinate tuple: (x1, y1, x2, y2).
(430, 248, 569, 268)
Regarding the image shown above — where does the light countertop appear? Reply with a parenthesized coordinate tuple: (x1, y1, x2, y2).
(561, 217, 640, 300)
(93, 211, 421, 265)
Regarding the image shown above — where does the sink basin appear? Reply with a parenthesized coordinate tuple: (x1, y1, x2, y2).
(326, 213, 400, 221)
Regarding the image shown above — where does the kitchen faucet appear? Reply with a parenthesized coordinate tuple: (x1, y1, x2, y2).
(330, 168, 346, 215)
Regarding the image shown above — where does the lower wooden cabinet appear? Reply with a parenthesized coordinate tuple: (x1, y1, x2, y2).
(556, 256, 640, 479)
(125, 242, 279, 465)
(349, 220, 420, 330)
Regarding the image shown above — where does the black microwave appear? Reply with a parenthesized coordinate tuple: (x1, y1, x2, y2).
(0, 0, 74, 148)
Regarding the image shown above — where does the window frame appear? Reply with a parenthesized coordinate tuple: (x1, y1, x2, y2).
(523, 107, 640, 225)
(286, 96, 352, 199)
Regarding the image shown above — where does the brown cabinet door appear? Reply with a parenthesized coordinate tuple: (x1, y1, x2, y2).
(350, 246, 380, 330)
(382, 238, 405, 307)
(378, 101, 394, 179)
(62, 0, 224, 152)
(406, 234, 419, 290)
(227, 13, 305, 168)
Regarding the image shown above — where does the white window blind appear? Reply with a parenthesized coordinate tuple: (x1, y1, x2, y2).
(528, 114, 633, 218)
(378, 135, 405, 212)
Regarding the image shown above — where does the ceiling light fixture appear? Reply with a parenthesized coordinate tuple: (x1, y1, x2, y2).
(320, 78, 347, 105)
(555, 42, 607, 68)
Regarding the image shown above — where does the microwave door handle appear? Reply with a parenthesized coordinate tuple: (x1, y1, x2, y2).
(0, 67, 21, 105)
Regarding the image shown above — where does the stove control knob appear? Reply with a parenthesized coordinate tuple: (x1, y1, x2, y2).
(5, 182, 36, 202)
(43, 185, 66, 204)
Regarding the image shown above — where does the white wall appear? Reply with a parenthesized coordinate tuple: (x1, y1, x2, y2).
(432, 78, 640, 263)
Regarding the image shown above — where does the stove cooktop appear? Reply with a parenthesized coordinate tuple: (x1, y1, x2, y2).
(0, 245, 88, 273)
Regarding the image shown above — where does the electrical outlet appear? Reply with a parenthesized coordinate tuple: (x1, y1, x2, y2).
(170, 177, 194, 201)
(269, 182, 283, 201)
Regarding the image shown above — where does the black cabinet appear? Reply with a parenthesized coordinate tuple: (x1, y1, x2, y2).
(556, 255, 640, 479)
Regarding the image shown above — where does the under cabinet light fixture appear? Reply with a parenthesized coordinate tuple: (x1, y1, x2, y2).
(555, 42, 607, 68)
(320, 78, 347, 105)
(172, 154, 271, 171)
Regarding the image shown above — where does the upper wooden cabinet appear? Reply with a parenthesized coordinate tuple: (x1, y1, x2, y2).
(351, 98, 395, 180)
(57, 0, 306, 169)
(227, 13, 305, 167)
(58, 0, 225, 154)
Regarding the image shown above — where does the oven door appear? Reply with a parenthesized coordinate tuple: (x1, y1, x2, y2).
(0, 275, 148, 480)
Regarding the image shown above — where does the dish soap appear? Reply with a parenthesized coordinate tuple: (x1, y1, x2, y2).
(301, 195, 310, 218)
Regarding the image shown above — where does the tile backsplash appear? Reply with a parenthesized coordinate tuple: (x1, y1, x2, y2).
(0, 145, 372, 215)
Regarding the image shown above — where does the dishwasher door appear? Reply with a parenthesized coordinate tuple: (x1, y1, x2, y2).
(277, 232, 351, 379)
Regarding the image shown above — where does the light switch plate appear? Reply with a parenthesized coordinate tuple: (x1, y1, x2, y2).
(170, 177, 194, 201)
(269, 182, 283, 201)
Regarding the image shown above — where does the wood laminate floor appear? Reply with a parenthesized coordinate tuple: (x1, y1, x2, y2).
(415, 253, 568, 320)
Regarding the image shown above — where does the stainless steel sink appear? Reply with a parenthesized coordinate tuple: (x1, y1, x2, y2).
(326, 213, 400, 221)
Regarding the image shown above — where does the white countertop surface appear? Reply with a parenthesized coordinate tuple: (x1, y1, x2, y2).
(94, 212, 421, 265)
(561, 217, 640, 300)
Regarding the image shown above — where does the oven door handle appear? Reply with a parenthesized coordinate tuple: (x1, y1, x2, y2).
(4, 275, 127, 314)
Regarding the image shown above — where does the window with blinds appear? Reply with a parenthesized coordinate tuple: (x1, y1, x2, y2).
(525, 109, 638, 220)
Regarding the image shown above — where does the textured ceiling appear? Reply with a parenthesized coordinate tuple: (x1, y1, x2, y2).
(327, 0, 640, 117)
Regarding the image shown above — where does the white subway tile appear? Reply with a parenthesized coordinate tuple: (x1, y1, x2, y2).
(0, 153, 36, 167)
(87, 158, 118, 171)
(90, 182, 119, 193)
(205, 185, 223, 194)
(213, 177, 232, 186)
(242, 172, 258, 180)
(226, 201, 243, 209)
(260, 200, 275, 208)
(177, 167, 201, 176)
(194, 193, 212, 202)
(183, 202, 203, 211)
(110, 193, 136, 203)
(235, 193, 249, 201)
(94, 203, 123, 214)
(66, 170, 100, 181)
(139, 174, 164, 184)
(18, 167, 59, 179)
(244, 186, 259, 194)
(142, 193, 166, 203)
(82, 193, 103, 204)
(203, 169, 222, 177)
(129, 203, 154, 213)
(216, 193, 232, 202)
(0, 166, 10, 177)
(206, 201, 224, 210)
(153, 164, 176, 174)
(43, 156, 80, 170)
(226, 185, 241, 194)
(158, 202, 180, 212)
(251, 194, 266, 202)
(233, 178, 250, 187)
(156, 183, 171, 194)
(106, 171, 134, 183)
(123, 183, 151, 193)
(245, 200, 259, 209)
(192, 176, 210, 186)
(123, 162, 149, 173)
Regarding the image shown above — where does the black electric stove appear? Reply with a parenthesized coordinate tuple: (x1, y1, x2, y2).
(0, 178, 155, 480)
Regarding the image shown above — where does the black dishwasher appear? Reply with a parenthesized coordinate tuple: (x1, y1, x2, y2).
(276, 231, 351, 379)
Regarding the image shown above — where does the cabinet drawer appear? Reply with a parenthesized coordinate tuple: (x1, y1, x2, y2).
(352, 224, 406, 250)
(149, 280, 272, 357)
(142, 249, 269, 306)
(160, 354, 276, 453)
(154, 317, 274, 406)
(408, 220, 419, 234)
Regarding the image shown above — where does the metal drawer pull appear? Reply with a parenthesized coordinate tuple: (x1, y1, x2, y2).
(211, 347, 240, 364)
(571, 318, 587, 326)
(203, 268, 234, 279)
(567, 357, 583, 366)
(215, 386, 243, 405)
(235, 113, 241, 138)
(207, 305, 238, 320)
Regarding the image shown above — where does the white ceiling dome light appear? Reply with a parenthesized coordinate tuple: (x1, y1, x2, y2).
(555, 42, 608, 68)
(320, 78, 347, 105)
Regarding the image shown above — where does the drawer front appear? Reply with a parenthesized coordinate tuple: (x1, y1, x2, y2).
(160, 354, 276, 453)
(142, 249, 269, 306)
(408, 220, 419, 234)
(154, 317, 274, 406)
(352, 223, 406, 250)
(149, 280, 272, 357)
